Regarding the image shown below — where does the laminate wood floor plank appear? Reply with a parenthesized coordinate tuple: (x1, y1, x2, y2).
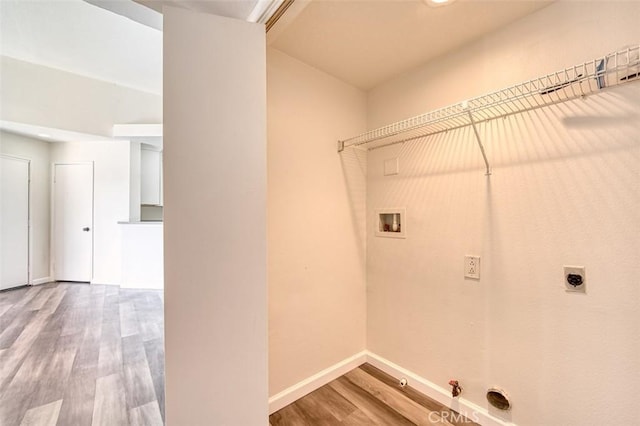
(97, 339, 123, 378)
(39, 285, 68, 316)
(0, 393, 32, 426)
(26, 288, 55, 311)
(359, 364, 479, 426)
(0, 299, 15, 317)
(129, 400, 163, 426)
(144, 337, 166, 421)
(330, 376, 415, 425)
(294, 394, 344, 425)
(132, 291, 163, 343)
(340, 408, 377, 425)
(27, 335, 78, 409)
(123, 359, 158, 410)
(14, 287, 42, 309)
(298, 384, 358, 421)
(0, 283, 165, 426)
(56, 372, 97, 426)
(0, 290, 38, 352)
(270, 401, 315, 426)
(271, 364, 479, 426)
(0, 310, 38, 349)
(72, 331, 101, 375)
(71, 310, 103, 376)
(344, 368, 450, 426)
(2, 314, 60, 394)
(92, 373, 128, 426)
(19, 399, 62, 426)
(1, 303, 66, 423)
(120, 301, 141, 338)
(0, 286, 31, 310)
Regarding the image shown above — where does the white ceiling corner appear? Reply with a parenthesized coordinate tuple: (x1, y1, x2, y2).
(0, 0, 163, 94)
(133, 0, 260, 21)
(0, 121, 113, 144)
(85, 0, 163, 30)
(270, 0, 555, 90)
(0, 0, 556, 97)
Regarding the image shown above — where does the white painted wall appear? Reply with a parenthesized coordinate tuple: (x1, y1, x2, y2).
(0, 56, 162, 138)
(164, 7, 267, 424)
(51, 141, 131, 285)
(267, 49, 368, 397)
(120, 222, 163, 289)
(129, 141, 141, 222)
(365, 2, 640, 425)
(140, 147, 161, 205)
(0, 131, 51, 283)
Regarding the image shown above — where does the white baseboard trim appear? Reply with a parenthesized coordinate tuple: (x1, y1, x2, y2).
(31, 277, 52, 285)
(267, 350, 512, 425)
(365, 351, 512, 426)
(268, 350, 367, 414)
(90, 281, 120, 286)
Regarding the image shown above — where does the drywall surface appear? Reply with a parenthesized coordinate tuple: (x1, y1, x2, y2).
(51, 141, 131, 285)
(0, 56, 161, 137)
(267, 49, 368, 396)
(120, 222, 163, 289)
(0, 131, 51, 281)
(129, 141, 141, 222)
(365, 2, 640, 425)
(368, 2, 640, 130)
(164, 7, 268, 425)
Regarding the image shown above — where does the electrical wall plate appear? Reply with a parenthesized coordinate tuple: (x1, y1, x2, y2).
(384, 157, 399, 176)
(564, 265, 586, 293)
(464, 255, 480, 279)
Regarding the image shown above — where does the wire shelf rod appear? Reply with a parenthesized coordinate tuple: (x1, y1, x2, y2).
(338, 44, 640, 161)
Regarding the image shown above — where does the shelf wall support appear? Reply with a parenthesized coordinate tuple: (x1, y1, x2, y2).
(467, 109, 492, 176)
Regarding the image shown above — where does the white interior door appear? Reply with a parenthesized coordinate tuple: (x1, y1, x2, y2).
(54, 163, 93, 282)
(1, 155, 30, 290)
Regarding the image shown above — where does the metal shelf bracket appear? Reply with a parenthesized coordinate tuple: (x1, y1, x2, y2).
(466, 108, 491, 176)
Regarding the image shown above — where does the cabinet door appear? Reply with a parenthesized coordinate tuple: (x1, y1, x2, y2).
(141, 149, 161, 205)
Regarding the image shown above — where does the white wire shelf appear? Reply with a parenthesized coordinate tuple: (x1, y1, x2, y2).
(337, 44, 640, 174)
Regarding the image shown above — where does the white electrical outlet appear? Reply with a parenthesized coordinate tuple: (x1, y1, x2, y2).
(464, 255, 480, 279)
(564, 265, 586, 293)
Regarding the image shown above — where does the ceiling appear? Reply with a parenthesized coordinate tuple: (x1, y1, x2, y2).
(269, 0, 554, 90)
(0, 0, 554, 143)
(0, 121, 113, 144)
(0, 0, 553, 96)
(0, 0, 163, 94)
(133, 0, 260, 21)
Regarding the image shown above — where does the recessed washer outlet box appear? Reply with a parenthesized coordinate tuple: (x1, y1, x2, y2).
(375, 208, 406, 238)
(564, 265, 586, 293)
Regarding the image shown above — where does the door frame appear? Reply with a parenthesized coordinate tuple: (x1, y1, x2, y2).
(51, 161, 95, 283)
(1, 154, 31, 287)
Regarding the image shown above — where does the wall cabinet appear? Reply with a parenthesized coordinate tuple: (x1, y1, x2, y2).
(141, 148, 162, 206)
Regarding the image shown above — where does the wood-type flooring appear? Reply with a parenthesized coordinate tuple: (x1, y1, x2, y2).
(2, 282, 478, 426)
(270, 363, 480, 426)
(0, 282, 164, 426)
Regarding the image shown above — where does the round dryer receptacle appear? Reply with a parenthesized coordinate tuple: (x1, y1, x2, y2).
(486, 388, 511, 411)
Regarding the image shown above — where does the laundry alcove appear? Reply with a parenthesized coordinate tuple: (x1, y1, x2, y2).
(266, 2, 640, 425)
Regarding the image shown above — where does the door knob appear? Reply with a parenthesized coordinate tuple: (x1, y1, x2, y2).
(83, 227, 90, 232)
